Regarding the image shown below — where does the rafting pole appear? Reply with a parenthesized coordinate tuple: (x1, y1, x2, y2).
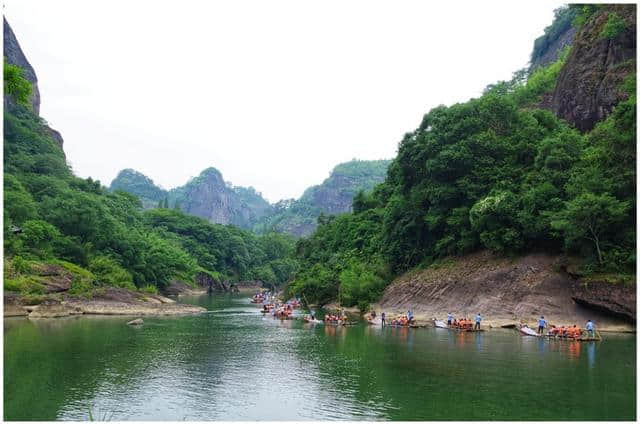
(302, 292, 312, 315)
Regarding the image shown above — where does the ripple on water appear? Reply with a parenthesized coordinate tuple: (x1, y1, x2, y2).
(5, 294, 636, 421)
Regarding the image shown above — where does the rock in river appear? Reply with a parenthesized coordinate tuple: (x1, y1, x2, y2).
(127, 318, 144, 326)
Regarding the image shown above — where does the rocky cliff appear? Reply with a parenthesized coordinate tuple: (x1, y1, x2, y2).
(377, 252, 634, 331)
(110, 167, 273, 229)
(548, 5, 636, 132)
(3, 17, 40, 114)
(530, 6, 577, 71)
(4, 18, 64, 151)
(170, 167, 272, 228)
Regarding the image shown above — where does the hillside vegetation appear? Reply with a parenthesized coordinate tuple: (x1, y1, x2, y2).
(4, 67, 297, 298)
(287, 5, 636, 309)
(255, 159, 390, 236)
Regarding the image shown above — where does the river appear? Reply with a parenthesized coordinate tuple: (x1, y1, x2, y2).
(4, 293, 636, 420)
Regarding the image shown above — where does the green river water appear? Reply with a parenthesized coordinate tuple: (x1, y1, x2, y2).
(4, 294, 636, 420)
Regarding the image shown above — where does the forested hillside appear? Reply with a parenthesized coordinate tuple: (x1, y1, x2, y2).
(255, 159, 390, 236)
(3, 19, 297, 300)
(287, 4, 636, 309)
(109, 168, 166, 209)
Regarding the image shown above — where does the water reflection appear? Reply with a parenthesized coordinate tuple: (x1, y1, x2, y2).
(475, 332, 483, 352)
(567, 341, 581, 360)
(4, 295, 636, 421)
(587, 342, 596, 369)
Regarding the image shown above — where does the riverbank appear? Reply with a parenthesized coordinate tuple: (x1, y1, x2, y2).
(373, 252, 635, 333)
(4, 287, 205, 318)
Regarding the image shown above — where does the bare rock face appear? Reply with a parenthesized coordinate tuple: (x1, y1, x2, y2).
(3, 18, 65, 151)
(172, 167, 271, 228)
(550, 5, 636, 132)
(30, 263, 73, 293)
(164, 279, 207, 296)
(180, 168, 234, 224)
(195, 271, 227, 292)
(28, 299, 81, 318)
(530, 26, 576, 70)
(379, 252, 635, 330)
(572, 281, 635, 322)
(4, 292, 28, 317)
(3, 17, 40, 114)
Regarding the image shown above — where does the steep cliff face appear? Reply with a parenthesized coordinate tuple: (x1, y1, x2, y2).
(549, 5, 636, 132)
(173, 168, 235, 225)
(172, 168, 272, 228)
(530, 6, 577, 71)
(4, 18, 64, 151)
(3, 17, 40, 114)
(110, 167, 273, 228)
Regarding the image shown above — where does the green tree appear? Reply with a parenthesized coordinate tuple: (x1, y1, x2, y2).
(552, 193, 629, 265)
(4, 60, 32, 107)
(20, 220, 60, 258)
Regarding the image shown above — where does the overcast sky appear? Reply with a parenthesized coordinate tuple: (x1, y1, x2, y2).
(5, 0, 565, 202)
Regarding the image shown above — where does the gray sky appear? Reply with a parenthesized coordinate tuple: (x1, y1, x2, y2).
(5, 0, 563, 202)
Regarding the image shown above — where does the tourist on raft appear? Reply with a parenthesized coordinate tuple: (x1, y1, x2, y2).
(447, 312, 453, 326)
(381, 312, 386, 327)
(407, 310, 414, 324)
(586, 320, 595, 338)
(538, 316, 546, 335)
(475, 314, 482, 330)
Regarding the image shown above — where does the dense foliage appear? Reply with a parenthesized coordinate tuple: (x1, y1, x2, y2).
(289, 37, 636, 306)
(4, 96, 296, 296)
(109, 168, 166, 206)
(4, 60, 32, 108)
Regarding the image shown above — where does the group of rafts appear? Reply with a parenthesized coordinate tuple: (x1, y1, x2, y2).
(252, 292, 602, 339)
(433, 315, 602, 341)
(252, 292, 301, 319)
(251, 291, 352, 325)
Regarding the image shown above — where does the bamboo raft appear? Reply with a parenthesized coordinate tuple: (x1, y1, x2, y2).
(324, 320, 358, 326)
(520, 326, 602, 341)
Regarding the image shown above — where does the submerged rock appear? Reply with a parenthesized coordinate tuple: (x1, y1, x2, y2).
(127, 318, 144, 326)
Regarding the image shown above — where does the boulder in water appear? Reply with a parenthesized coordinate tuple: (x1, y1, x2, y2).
(127, 318, 144, 326)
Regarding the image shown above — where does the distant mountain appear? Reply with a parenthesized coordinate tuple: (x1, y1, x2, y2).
(110, 169, 166, 209)
(168, 167, 272, 228)
(109, 159, 390, 236)
(109, 167, 272, 228)
(255, 159, 391, 236)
